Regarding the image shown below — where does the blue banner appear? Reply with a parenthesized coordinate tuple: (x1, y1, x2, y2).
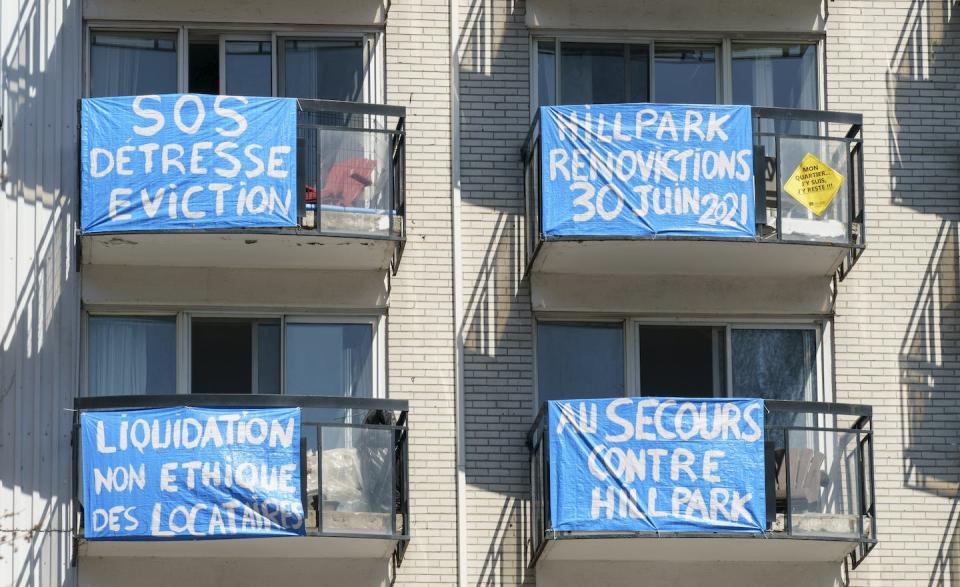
(548, 397, 765, 533)
(81, 94, 298, 233)
(81, 407, 304, 540)
(539, 104, 756, 238)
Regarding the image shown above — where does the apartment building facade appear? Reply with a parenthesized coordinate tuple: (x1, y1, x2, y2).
(0, 0, 957, 585)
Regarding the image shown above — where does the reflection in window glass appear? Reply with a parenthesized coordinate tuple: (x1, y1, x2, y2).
(731, 328, 818, 428)
(654, 46, 717, 104)
(226, 40, 273, 96)
(285, 323, 373, 397)
(540, 41, 651, 106)
(87, 316, 176, 395)
(627, 44, 651, 104)
(537, 323, 624, 403)
(560, 42, 625, 105)
(257, 322, 281, 394)
(731, 329, 817, 400)
(732, 44, 817, 109)
(282, 39, 364, 101)
(90, 31, 178, 97)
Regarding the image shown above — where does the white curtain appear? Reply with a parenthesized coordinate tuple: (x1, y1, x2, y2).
(87, 317, 176, 396)
(89, 32, 177, 97)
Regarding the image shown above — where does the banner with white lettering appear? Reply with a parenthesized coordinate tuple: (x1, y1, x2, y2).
(539, 104, 756, 238)
(81, 407, 304, 540)
(81, 94, 297, 233)
(548, 397, 765, 533)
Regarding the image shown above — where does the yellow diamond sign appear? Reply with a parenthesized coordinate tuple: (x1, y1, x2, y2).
(783, 153, 844, 216)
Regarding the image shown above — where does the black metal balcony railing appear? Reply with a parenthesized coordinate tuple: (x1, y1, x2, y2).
(528, 400, 876, 569)
(79, 99, 407, 274)
(72, 395, 410, 566)
(521, 106, 866, 280)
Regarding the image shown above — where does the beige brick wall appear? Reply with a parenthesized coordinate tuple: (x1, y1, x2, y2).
(456, 0, 535, 583)
(830, 1, 960, 585)
(387, 0, 459, 582)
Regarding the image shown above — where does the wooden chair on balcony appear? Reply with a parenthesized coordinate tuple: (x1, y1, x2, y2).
(774, 447, 829, 507)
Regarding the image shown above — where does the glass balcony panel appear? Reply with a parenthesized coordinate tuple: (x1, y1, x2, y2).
(316, 129, 395, 237)
(320, 425, 394, 535)
(775, 136, 851, 244)
(785, 428, 863, 540)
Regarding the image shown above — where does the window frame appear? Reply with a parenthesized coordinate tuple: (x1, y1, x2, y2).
(81, 308, 386, 398)
(530, 33, 825, 114)
(534, 314, 830, 413)
(83, 21, 384, 102)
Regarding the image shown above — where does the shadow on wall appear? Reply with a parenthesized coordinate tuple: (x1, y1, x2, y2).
(890, 3, 960, 585)
(456, 0, 536, 583)
(898, 220, 960, 587)
(0, 0, 81, 585)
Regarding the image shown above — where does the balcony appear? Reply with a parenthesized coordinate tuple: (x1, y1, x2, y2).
(528, 399, 876, 567)
(72, 395, 410, 563)
(522, 106, 865, 281)
(79, 99, 406, 273)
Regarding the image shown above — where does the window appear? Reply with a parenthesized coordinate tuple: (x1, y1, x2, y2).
(83, 312, 381, 397)
(732, 43, 818, 111)
(536, 39, 648, 106)
(190, 318, 280, 394)
(87, 27, 377, 101)
(731, 328, 818, 428)
(280, 38, 364, 101)
(86, 316, 177, 395)
(89, 30, 178, 97)
(285, 322, 373, 398)
(653, 45, 717, 104)
(187, 34, 219, 94)
(536, 321, 823, 407)
(536, 322, 624, 403)
(535, 37, 819, 109)
(638, 326, 724, 397)
(224, 40, 272, 96)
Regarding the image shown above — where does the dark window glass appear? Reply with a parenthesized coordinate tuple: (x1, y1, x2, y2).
(191, 319, 252, 394)
(537, 40, 557, 106)
(638, 326, 724, 398)
(537, 322, 624, 403)
(89, 31, 178, 97)
(257, 322, 281, 394)
(654, 46, 717, 104)
(627, 44, 651, 103)
(560, 42, 626, 104)
(541, 41, 650, 106)
(188, 40, 219, 94)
